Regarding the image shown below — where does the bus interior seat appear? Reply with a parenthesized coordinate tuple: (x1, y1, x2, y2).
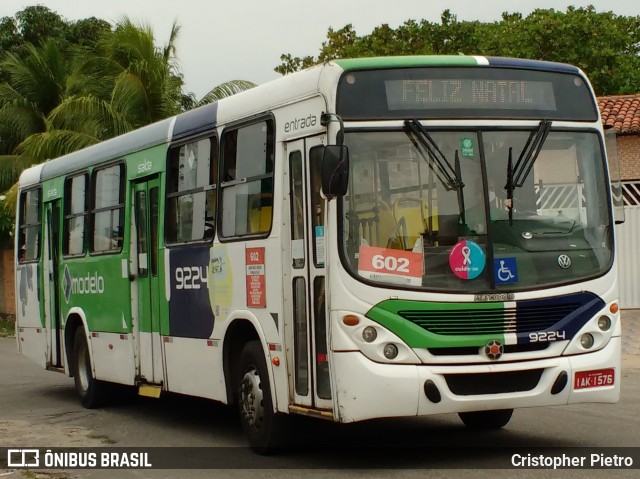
(249, 193, 273, 233)
(353, 198, 404, 250)
(393, 196, 424, 249)
(392, 196, 440, 249)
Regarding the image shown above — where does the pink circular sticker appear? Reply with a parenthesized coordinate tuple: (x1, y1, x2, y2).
(449, 240, 486, 280)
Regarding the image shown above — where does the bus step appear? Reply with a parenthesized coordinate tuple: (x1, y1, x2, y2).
(138, 384, 162, 398)
(45, 364, 65, 374)
(289, 404, 333, 420)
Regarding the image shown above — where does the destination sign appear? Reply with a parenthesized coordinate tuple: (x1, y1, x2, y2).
(337, 67, 598, 121)
(385, 79, 557, 111)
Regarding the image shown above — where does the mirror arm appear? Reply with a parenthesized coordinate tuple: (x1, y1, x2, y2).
(321, 113, 345, 146)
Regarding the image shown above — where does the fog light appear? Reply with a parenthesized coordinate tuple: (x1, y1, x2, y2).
(597, 316, 611, 331)
(580, 333, 595, 349)
(362, 326, 377, 343)
(383, 343, 398, 359)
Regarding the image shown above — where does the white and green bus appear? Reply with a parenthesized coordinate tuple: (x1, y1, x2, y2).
(15, 56, 622, 451)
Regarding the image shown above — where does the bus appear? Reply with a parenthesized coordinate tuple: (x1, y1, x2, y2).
(15, 55, 623, 451)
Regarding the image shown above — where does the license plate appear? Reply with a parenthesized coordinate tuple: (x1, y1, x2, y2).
(574, 368, 615, 389)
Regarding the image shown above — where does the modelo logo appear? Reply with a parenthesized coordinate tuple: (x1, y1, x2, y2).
(137, 160, 153, 174)
(175, 266, 208, 290)
(284, 114, 317, 133)
(63, 265, 105, 303)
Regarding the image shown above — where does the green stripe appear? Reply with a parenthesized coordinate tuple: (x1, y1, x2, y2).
(366, 300, 505, 349)
(333, 55, 481, 71)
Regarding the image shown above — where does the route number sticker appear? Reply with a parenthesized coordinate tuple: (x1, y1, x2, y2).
(358, 246, 422, 286)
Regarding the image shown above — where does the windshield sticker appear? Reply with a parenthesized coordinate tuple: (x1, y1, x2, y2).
(246, 247, 266, 308)
(358, 246, 422, 286)
(449, 240, 485, 279)
(315, 226, 325, 265)
(494, 257, 519, 284)
(461, 137, 475, 157)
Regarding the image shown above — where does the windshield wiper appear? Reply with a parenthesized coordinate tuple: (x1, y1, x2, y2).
(504, 120, 552, 225)
(405, 120, 464, 191)
(505, 147, 515, 224)
(512, 119, 552, 187)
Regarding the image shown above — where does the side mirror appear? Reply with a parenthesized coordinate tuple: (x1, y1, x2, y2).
(322, 145, 349, 199)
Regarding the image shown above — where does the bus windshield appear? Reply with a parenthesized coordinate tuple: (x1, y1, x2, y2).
(339, 127, 613, 292)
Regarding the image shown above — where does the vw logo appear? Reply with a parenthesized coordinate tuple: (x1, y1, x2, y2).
(557, 254, 572, 269)
(483, 339, 504, 360)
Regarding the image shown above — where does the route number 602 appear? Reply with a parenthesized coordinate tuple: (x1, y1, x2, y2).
(371, 254, 410, 273)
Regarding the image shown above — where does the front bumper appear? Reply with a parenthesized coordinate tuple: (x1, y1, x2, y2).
(332, 337, 620, 422)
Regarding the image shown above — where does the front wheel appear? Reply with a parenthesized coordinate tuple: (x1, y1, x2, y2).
(238, 341, 284, 453)
(73, 328, 111, 408)
(458, 409, 513, 430)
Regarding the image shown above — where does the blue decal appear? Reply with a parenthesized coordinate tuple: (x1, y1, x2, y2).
(514, 292, 605, 344)
(494, 257, 518, 284)
(169, 246, 215, 338)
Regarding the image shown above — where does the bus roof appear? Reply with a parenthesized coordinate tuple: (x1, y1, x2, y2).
(333, 55, 581, 75)
(19, 55, 584, 188)
(31, 116, 175, 186)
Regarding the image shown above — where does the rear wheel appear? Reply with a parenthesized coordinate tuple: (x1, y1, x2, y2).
(73, 328, 110, 408)
(458, 409, 513, 430)
(238, 341, 284, 453)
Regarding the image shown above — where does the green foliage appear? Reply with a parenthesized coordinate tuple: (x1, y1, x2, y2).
(15, 5, 67, 46)
(276, 6, 640, 96)
(0, 5, 256, 216)
(0, 316, 15, 338)
(197, 80, 257, 106)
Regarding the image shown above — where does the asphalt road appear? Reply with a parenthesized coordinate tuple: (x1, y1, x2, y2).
(0, 337, 638, 479)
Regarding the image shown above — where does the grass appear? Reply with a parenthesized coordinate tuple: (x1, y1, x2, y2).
(0, 314, 15, 338)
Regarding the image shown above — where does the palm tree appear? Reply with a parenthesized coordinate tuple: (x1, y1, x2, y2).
(7, 17, 184, 169)
(0, 39, 69, 157)
(196, 80, 256, 107)
(0, 16, 256, 216)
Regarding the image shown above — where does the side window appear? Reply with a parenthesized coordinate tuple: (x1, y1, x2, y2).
(309, 146, 325, 266)
(18, 188, 41, 262)
(63, 174, 88, 256)
(220, 119, 274, 238)
(166, 137, 217, 243)
(289, 150, 305, 269)
(91, 163, 125, 253)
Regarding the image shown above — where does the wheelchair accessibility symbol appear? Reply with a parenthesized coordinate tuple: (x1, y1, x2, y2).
(494, 257, 518, 284)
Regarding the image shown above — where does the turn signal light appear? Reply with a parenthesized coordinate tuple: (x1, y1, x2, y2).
(342, 315, 360, 326)
(609, 303, 619, 314)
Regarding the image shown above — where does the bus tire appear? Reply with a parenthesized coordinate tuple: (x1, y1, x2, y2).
(238, 340, 284, 453)
(73, 328, 110, 408)
(458, 409, 513, 430)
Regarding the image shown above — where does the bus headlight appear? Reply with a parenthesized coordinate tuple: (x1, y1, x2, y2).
(580, 333, 595, 349)
(383, 343, 399, 359)
(597, 316, 611, 331)
(362, 326, 377, 343)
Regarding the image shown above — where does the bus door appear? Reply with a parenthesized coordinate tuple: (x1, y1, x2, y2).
(286, 136, 332, 410)
(132, 176, 163, 384)
(43, 200, 62, 368)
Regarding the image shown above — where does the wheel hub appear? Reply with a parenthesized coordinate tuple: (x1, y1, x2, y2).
(240, 368, 264, 431)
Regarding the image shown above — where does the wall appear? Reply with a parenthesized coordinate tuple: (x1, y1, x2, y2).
(0, 249, 15, 316)
(618, 135, 640, 180)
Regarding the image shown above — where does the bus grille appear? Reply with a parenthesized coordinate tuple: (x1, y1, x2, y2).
(398, 303, 579, 336)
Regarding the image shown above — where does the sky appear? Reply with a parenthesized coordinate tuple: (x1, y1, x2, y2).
(1, 1, 638, 99)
